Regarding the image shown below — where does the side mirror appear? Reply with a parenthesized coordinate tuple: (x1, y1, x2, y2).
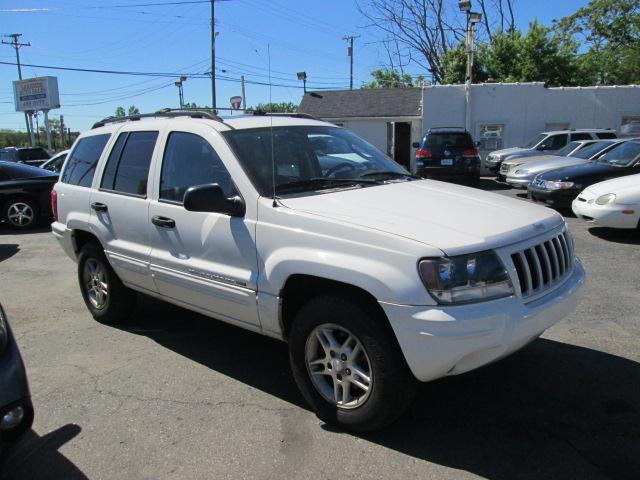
(183, 183, 245, 217)
(412, 142, 420, 148)
(475, 141, 481, 147)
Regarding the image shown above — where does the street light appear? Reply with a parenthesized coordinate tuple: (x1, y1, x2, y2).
(297, 71, 307, 93)
(469, 11, 482, 24)
(458, 0, 472, 12)
(174, 75, 187, 109)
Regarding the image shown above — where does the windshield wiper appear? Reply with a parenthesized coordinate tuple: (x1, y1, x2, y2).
(275, 177, 379, 194)
(359, 171, 420, 180)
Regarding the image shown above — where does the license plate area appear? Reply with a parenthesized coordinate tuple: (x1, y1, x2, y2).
(440, 158, 453, 166)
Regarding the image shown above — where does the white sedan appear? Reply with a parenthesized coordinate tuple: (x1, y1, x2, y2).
(572, 174, 640, 229)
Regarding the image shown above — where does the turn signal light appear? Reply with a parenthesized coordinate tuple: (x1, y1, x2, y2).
(622, 210, 635, 215)
(416, 148, 432, 158)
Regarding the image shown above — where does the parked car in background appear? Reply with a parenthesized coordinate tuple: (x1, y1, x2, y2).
(0, 161, 58, 229)
(0, 303, 34, 443)
(414, 127, 480, 185)
(572, 174, 640, 230)
(529, 139, 640, 208)
(505, 139, 625, 189)
(40, 149, 70, 173)
(485, 129, 617, 176)
(499, 140, 597, 180)
(0, 147, 50, 167)
(52, 111, 584, 431)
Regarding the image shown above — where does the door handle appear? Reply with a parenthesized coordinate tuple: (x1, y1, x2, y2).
(91, 202, 108, 212)
(152, 215, 176, 229)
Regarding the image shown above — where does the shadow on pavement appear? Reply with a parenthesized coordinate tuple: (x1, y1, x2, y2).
(0, 225, 52, 237)
(119, 296, 640, 480)
(0, 244, 19, 263)
(588, 226, 640, 245)
(0, 424, 87, 480)
(478, 177, 511, 191)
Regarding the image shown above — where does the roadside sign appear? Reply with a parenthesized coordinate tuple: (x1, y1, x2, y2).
(13, 76, 61, 112)
(230, 96, 242, 110)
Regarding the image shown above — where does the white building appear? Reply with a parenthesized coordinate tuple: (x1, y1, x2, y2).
(422, 82, 640, 173)
(298, 88, 422, 171)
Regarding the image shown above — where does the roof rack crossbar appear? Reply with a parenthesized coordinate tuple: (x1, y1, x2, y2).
(92, 109, 224, 129)
(250, 110, 320, 121)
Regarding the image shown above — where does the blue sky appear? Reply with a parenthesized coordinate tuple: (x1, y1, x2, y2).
(1, 0, 588, 132)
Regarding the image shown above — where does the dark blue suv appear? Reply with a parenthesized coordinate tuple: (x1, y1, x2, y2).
(414, 128, 481, 185)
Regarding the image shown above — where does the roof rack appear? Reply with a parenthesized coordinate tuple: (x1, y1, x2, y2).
(250, 110, 320, 121)
(91, 108, 224, 129)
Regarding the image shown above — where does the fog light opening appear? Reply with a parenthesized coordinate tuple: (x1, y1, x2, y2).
(1, 406, 25, 431)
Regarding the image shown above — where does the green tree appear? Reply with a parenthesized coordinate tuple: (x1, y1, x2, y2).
(554, 0, 640, 84)
(361, 69, 427, 88)
(128, 105, 140, 115)
(114, 106, 126, 117)
(248, 102, 297, 113)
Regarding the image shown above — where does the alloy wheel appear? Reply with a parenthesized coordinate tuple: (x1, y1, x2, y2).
(305, 324, 373, 409)
(7, 202, 34, 227)
(83, 259, 109, 309)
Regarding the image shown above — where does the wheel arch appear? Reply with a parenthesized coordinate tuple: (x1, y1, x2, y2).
(279, 274, 396, 343)
(71, 229, 103, 256)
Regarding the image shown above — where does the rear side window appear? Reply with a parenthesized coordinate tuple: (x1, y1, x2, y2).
(159, 131, 235, 203)
(596, 132, 617, 139)
(61, 134, 111, 187)
(570, 133, 592, 141)
(540, 134, 568, 150)
(425, 132, 473, 148)
(101, 131, 158, 196)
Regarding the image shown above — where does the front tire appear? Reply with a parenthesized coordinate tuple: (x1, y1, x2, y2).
(289, 295, 417, 432)
(3, 197, 39, 230)
(77, 242, 136, 324)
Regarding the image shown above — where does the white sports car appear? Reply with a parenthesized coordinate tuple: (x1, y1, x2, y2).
(572, 174, 640, 229)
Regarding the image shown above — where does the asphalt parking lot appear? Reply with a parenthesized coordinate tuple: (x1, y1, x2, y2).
(0, 179, 638, 480)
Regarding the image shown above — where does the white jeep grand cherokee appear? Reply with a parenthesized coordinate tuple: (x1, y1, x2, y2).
(52, 111, 585, 431)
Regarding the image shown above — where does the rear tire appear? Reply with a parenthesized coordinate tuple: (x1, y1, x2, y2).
(3, 197, 39, 230)
(77, 241, 136, 324)
(289, 294, 417, 432)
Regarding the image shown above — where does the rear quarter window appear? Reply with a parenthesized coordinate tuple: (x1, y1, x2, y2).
(596, 132, 617, 139)
(61, 134, 111, 187)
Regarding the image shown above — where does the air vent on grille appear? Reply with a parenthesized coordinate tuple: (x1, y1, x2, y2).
(511, 231, 573, 298)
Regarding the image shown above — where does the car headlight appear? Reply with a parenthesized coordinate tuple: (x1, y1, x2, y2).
(513, 169, 529, 176)
(418, 251, 514, 304)
(543, 180, 575, 190)
(595, 193, 616, 205)
(0, 308, 7, 354)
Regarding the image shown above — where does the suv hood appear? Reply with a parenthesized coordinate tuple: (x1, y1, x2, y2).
(279, 180, 562, 255)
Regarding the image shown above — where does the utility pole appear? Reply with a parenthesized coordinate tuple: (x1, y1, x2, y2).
(343, 35, 360, 90)
(210, 0, 217, 112)
(175, 76, 187, 108)
(2, 33, 32, 143)
(240, 75, 246, 111)
(60, 115, 65, 149)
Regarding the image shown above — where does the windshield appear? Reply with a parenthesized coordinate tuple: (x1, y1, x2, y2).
(222, 126, 411, 195)
(425, 132, 473, 148)
(597, 141, 640, 166)
(555, 141, 581, 157)
(573, 140, 615, 159)
(522, 133, 546, 149)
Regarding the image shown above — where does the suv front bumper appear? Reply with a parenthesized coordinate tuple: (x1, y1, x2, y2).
(380, 259, 585, 382)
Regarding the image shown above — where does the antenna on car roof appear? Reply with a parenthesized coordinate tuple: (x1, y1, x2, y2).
(268, 44, 278, 208)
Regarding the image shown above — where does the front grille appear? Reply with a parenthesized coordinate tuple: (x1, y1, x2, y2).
(577, 197, 586, 202)
(511, 231, 573, 298)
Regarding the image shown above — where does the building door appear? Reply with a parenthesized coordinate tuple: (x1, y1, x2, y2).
(388, 122, 411, 169)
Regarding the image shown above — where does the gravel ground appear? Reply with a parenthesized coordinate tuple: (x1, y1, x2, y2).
(0, 179, 638, 480)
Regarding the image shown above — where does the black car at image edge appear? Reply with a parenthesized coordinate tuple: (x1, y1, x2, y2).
(0, 147, 50, 167)
(0, 161, 58, 230)
(0, 303, 34, 445)
(413, 128, 481, 184)
(528, 139, 640, 208)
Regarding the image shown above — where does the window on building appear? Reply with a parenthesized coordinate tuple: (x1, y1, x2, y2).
(61, 134, 111, 187)
(159, 131, 235, 203)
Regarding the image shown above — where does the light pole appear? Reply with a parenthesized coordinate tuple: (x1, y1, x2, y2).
(458, 1, 482, 133)
(174, 76, 187, 109)
(297, 71, 307, 93)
